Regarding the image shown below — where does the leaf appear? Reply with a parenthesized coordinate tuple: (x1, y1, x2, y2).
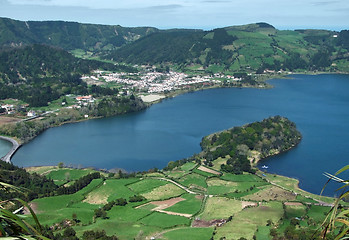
(15, 198, 42, 232)
(335, 165, 349, 176)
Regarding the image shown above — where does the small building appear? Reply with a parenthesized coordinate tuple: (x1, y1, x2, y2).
(27, 110, 36, 117)
(76, 95, 93, 101)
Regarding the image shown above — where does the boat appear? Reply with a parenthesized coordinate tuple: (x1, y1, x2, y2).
(261, 165, 269, 169)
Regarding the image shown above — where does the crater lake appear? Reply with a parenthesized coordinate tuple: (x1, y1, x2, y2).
(7, 74, 349, 196)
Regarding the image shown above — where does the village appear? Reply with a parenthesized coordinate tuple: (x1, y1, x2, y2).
(0, 95, 96, 121)
(1, 69, 244, 119)
(83, 70, 242, 94)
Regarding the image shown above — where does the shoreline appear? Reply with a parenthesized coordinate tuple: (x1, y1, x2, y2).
(0, 72, 347, 197)
(0, 136, 21, 163)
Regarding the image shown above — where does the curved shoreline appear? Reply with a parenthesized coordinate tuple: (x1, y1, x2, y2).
(0, 136, 21, 163)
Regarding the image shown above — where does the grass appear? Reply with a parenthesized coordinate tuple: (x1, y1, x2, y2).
(26, 166, 57, 175)
(141, 183, 185, 201)
(255, 226, 271, 240)
(211, 157, 227, 170)
(165, 170, 187, 179)
(138, 212, 190, 228)
(178, 173, 207, 189)
(127, 178, 168, 193)
(215, 201, 283, 239)
(84, 179, 137, 204)
(242, 185, 297, 202)
(220, 172, 264, 182)
(143, 172, 166, 177)
(33, 179, 103, 225)
(296, 195, 319, 204)
(199, 197, 242, 220)
(45, 168, 97, 182)
(162, 227, 214, 240)
(193, 168, 217, 177)
(307, 205, 331, 222)
(180, 162, 197, 172)
(107, 205, 152, 222)
(206, 178, 238, 195)
(74, 219, 161, 240)
(164, 193, 203, 215)
(23, 165, 339, 239)
(284, 204, 307, 219)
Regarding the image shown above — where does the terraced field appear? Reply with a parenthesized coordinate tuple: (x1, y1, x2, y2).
(27, 163, 337, 240)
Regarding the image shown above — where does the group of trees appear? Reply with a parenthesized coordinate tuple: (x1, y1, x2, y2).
(106, 28, 238, 67)
(0, 17, 157, 52)
(0, 44, 135, 107)
(43, 226, 118, 240)
(57, 172, 100, 195)
(201, 116, 302, 174)
(91, 95, 146, 118)
(0, 160, 58, 201)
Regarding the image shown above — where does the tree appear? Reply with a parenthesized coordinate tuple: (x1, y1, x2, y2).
(94, 208, 107, 219)
(58, 162, 64, 168)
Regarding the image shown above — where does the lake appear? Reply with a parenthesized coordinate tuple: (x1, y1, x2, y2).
(0, 138, 12, 159)
(7, 74, 349, 196)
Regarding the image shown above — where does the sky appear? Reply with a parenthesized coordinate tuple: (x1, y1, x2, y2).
(0, 0, 348, 30)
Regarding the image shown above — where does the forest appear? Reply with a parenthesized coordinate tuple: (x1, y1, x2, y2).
(200, 116, 302, 174)
(0, 17, 157, 52)
(0, 44, 137, 107)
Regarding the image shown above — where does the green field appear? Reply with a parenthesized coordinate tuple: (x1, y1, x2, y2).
(178, 173, 207, 189)
(215, 201, 284, 239)
(199, 197, 242, 220)
(127, 178, 168, 193)
(141, 183, 185, 201)
(45, 168, 97, 185)
(162, 227, 214, 240)
(164, 193, 203, 215)
(138, 212, 190, 228)
(24, 162, 339, 240)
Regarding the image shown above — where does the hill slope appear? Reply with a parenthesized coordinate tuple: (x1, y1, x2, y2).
(106, 23, 349, 73)
(0, 17, 158, 52)
(0, 44, 130, 106)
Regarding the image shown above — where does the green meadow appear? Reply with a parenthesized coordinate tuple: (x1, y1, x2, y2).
(27, 164, 338, 240)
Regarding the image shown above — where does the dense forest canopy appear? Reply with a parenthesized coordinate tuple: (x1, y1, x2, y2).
(200, 116, 302, 174)
(0, 44, 134, 106)
(0, 17, 157, 51)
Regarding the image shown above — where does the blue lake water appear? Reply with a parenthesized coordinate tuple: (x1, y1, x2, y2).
(7, 74, 349, 196)
(0, 138, 12, 158)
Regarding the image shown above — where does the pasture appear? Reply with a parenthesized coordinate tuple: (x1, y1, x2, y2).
(25, 163, 337, 239)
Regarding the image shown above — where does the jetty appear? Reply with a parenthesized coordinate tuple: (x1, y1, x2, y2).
(0, 136, 20, 163)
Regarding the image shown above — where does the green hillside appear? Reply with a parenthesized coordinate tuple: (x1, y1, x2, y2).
(0, 17, 158, 53)
(0, 44, 134, 107)
(106, 23, 349, 73)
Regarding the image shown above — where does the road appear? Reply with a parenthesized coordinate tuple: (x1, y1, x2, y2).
(0, 136, 20, 163)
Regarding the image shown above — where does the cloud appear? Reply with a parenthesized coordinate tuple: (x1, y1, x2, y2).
(146, 4, 183, 10)
(312, 1, 340, 6)
(202, 0, 231, 3)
